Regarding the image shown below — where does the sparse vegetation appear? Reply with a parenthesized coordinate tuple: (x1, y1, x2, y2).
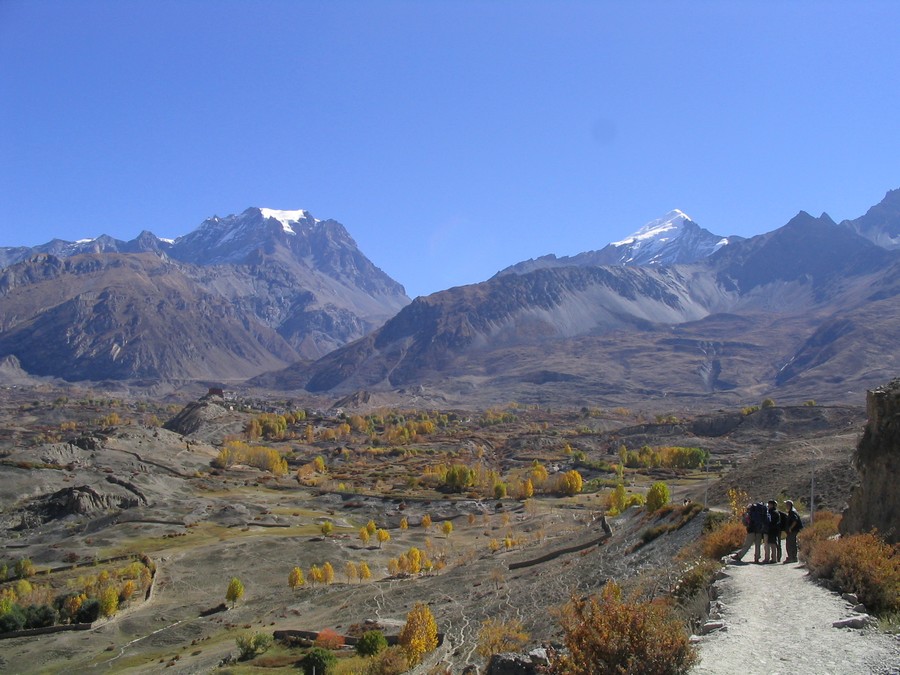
(552, 581, 697, 674)
(236, 632, 272, 660)
(0, 389, 882, 672)
(801, 514, 900, 614)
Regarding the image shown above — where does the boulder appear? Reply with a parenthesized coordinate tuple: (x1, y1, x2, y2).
(486, 652, 538, 675)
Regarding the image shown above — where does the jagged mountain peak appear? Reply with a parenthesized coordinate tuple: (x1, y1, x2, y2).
(842, 188, 900, 250)
(173, 207, 360, 266)
(497, 210, 732, 278)
(611, 209, 694, 246)
(608, 210, 731, 265)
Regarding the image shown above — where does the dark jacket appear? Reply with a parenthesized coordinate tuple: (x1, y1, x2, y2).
(766, 508, 782, 536)
(785, 508, 803, 533)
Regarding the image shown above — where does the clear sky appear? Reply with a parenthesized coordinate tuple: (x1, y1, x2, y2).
(2, 1, 899, 299)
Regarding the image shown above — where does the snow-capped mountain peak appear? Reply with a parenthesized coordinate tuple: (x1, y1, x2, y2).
(259, 208, 319, 235)
(612, 210, 692, 247)
(609, 210, 730, 266)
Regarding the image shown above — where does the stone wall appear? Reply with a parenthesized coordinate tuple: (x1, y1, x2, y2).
(840, 378, 900, 543)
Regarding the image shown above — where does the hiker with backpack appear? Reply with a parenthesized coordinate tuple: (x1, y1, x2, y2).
(783, 499, 803, 563)
(763, 500, 783, 563)
(732, 502, 767, 563)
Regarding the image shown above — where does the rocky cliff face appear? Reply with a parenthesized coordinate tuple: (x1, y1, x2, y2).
(840, 378, 900, 543)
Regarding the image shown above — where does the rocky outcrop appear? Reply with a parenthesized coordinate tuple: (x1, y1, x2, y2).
(840, 378, 900, 543)
(39, 485, 141, 521)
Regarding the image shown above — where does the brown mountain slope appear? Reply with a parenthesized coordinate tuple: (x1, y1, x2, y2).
(0, 253, 297, 381)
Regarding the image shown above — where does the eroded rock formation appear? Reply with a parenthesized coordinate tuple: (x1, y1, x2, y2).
(840, 378, 900, 543)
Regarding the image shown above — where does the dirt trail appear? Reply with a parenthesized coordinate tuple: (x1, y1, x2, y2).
(693, 561, 900, 675)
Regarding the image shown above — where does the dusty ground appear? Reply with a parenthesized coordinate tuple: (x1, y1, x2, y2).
(0, 386, 878, 673)
(694, 560, 900, 674)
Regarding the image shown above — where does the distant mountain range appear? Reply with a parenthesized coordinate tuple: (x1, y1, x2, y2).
(254, 190, 900, 406)
(0, 208, 409, 381)
(2, 191, 899, 407)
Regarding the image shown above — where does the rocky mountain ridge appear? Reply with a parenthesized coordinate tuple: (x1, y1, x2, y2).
(496, 209, 736, 275)
(0, 208, 410, 381)
(257, 192, 900, 407)
(2, 191, 899, 404)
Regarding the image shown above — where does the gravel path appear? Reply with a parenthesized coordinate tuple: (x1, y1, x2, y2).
(693, 560, 900, 675)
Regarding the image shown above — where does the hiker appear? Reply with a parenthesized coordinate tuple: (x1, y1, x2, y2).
(732, 502, 766, 563)
(763, 500, 782, 563)
(783, 499, 803, 563)
(775, 502, 788, 561)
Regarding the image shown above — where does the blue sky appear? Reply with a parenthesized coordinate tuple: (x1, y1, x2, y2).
(2, 1, 899, 299)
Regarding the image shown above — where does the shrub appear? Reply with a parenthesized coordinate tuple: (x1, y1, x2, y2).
(236, 632, 272, 660)
(76, 598, 101, 623)
(701, 521, 746, 560)
(552, 581, 697, 675)
(23, 603, 58, 629)
(0, 604, 25, 632)
(797, 510, 841, 562)
(673, 559, 722, 599)
(806, 532, 900, 614)
(476, 617, 529, 657)
(14, 558, 35, 579)
(356, 629, 388, 657)
(365, 645, 408, 675)
(301, 646, 337, 675)
(315, 627, 345, 650)
(833, 533, 900, 613)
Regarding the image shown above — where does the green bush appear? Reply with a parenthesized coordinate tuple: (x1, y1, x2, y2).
(76, 599, 101, 624)
(301, 647, 337, 675)
(23, 604, 58, 629)
(356, 629, 388, 657)
(236, 632, 272, 660)
(0, 604, 25, 633)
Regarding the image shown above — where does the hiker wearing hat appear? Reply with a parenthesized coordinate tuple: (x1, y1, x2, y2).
(783, 499, 803, 563)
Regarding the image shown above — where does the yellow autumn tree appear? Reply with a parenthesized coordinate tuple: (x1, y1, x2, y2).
(288, 567, 305, 590)
(226, 577, 244, 607)
(520, 478, 534, 499)
(556, 470, 583, 496)
(398, 602, 438, 666)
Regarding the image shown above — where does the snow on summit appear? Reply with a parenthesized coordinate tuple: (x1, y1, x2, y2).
(612, 210, 693, 246)
(259, 208, 316, 235)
